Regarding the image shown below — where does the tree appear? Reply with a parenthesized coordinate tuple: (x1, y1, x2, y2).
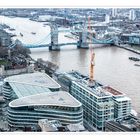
(0, 47, 8, 58)
(11, 44, 31, 57)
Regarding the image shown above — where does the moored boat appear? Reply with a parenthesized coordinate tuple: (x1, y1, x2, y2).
(129, 57, 140, 61)
(134, 64, 140, 67)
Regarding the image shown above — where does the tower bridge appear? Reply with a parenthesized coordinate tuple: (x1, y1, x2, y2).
(10, 23, 116, 51)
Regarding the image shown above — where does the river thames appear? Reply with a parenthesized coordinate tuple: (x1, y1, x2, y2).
(1, 15, 140, 115)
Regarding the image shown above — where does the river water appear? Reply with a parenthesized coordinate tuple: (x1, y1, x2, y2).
(0, 15, 140, 115)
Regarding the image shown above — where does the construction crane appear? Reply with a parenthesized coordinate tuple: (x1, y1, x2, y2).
(88, 16, 95, 82)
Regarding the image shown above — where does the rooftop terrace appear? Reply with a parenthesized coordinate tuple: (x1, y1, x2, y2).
(67, 71, 112, 98)
(103, 86, 124, 96)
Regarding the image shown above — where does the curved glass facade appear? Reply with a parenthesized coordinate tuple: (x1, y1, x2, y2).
(8, 105, 83, 128)
(3, 82, 13, 100)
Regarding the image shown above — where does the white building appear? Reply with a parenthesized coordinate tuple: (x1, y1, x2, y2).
(129, 9, 136, 21)
(105, 14, 110, 23)
(8, 91, 83, 128)
(54, 71, 132, 131)
(3, 72, 61, 100)
(103, 86, 131, 119)
(112, 8, 117, 18)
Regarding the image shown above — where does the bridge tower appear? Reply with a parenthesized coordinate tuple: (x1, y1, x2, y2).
(77, 26, 89, 49)
(49, 23, 60, 51)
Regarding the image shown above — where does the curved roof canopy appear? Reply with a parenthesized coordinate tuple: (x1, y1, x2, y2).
(9, 91, 82, 108)
(4, 72, 61, 98)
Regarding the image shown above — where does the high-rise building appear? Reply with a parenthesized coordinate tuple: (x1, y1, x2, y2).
(129, 9, 136, 21)
(112, 8, 117, 18)
(105, 14, 110, 23)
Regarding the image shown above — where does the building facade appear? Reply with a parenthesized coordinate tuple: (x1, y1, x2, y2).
(112, 8, 117, 18)
(54, 71, 114, 130)
(3, 72, 61, 100)
(104, 86, 131, 119)
(7, 91, 83, 128)
(54, 71, 132, 131)
(129, 9, 136, 21)
(70, 81, 114, 131)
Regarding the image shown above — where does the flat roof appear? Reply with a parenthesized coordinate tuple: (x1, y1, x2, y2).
(103, 86, 124, 96)
(4, 72, 61, 89)
(65, 71, 112, 98)
(9, 91, 82, 108)
(115, 96, 131, 102)
(106, 121, 133, 132)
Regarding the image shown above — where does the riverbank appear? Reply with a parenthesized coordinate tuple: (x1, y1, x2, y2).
(116, 44, 140, 55)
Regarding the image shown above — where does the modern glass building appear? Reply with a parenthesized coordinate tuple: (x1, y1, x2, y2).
(3, 72, 61, 100)
(8, 91, 83, 128)
(71, 81, 114, 131)
(54, 71, 132, 131)
(104, 86, 131, 119)
(54, 71, 114, 130)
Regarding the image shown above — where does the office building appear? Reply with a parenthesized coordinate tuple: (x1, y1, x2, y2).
(54, 71, 114, 131)
(3, 72, 61, 100)
(54, 71, 132, 131)
(8, 91, 83, 128)
(104, 86, 131, 119)
(129, 9, 136, 21)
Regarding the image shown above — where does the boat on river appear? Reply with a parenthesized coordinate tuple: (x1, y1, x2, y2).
(134, 63, 140, 67)
(9, 28, 15, 31)
(129, 57, 140, 61)
(20, 33, 23, 37)
(31, 32, 36, 35)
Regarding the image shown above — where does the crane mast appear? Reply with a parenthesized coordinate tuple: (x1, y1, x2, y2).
(88, 16, 95, 82)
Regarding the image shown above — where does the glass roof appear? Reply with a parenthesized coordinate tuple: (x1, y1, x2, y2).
(9, 82, 50, 98)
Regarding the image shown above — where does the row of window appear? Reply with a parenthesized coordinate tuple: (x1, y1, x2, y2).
(13, 104, 82, 112)
(8, 112, 83, 121)
(71, 90, 113, 109)
(72, 83, 112, 103)
(8, 116, 82, 125)
(71, 89, 114, 115)
(71, 86, 113, 107)
(8, 108, 83, 117)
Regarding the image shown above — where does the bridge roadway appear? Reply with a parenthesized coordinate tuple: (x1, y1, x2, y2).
(24, 41, 114, 48)
(24, 42, 78, 48)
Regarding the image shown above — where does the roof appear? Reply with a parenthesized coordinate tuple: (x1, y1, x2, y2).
(75, 81, 112, 98)
(8, 82, 50, 98)
(103, 86, 124, 96)
(4, 71, 60, 87)
(38, 119, 62, 132)
(9, 91, 82, 108)
(67, 123, 85, 132)
(106, 121, 133, 132)
(115, 96, 131, 102)
(61, 71, 112, 98)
